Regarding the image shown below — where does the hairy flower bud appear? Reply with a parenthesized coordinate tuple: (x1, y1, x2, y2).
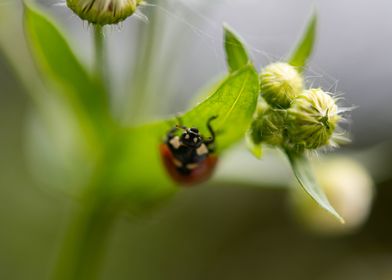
(249, 101, 287, 146)
(287, 88, 340, 150)
(67, 0, 142, 25)
(260, 62, 303, 109)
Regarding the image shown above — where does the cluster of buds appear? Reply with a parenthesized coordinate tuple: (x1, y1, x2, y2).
(67, 0, 143, 25)
(249, 62, 347, 153)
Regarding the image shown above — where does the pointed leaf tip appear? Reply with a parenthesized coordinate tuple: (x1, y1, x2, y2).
(288, 12, 317, 71)
(223, 24, 250, 72)
(287, 151, 345, 224)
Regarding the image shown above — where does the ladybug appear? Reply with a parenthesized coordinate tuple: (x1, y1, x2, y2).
(160, 116, 218, 185)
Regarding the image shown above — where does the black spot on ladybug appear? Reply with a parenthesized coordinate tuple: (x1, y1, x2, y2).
(160, 116, 218, 186)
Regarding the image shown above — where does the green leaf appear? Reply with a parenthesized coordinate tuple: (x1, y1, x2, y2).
(111, 65, 260, 197)
(286, 151, 345, 223)
(190, 74, 226, 106)
(182, 65, 259, 151)
(224, 24, 250, 72)
(24, 2, 108, 126)
(245, 132, 263, 159)
(23, 2, 112, 198)
(288, 12, 317, 71)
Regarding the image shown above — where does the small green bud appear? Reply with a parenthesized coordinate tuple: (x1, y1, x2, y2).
(249, 101, 287, 147)
(260, 62, 304, 108)
(287, 88, 340, 149)
(67, 0, 143, 25)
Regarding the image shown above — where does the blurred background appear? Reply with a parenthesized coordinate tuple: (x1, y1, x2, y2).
(1, 0, 392, 279)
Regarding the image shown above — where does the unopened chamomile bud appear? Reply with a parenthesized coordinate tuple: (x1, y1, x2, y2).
(287, 88, 340, 150)
(67, 0, 143, 25)
(260, 62, 304, 109)
(249, 101, 287, 146)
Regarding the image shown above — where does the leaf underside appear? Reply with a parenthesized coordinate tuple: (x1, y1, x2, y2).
(24, 2, 108, 126)
(287, 151, 345, 223)
(107, 65, 260, 204)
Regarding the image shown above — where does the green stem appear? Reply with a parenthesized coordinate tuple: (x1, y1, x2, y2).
(125, 7, 159, 122)
(52, 195, 116, 280)
(52, 25, 115, 280)
(94, 25, 106, 86)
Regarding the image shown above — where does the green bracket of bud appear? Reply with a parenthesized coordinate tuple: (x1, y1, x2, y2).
(287, 151, 345, 223)
(259, 62, 304, 109)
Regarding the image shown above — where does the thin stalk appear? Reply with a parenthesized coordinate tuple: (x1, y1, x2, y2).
(52, 26, 116, 280)
(94, 25, 107, 88)
(52, 195, 116, 280)
(125, 7, 159, 123)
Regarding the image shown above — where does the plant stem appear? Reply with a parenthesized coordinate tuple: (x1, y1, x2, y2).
(125, 7, 159, 123)
(94, 25, 106, 86)
(52, 195, 116, 280)
(53, 25, 116, 280)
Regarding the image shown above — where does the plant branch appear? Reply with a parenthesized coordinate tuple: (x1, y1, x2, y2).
(52, 195, 117, 280)
(125, 7, 159, 123)
(94, 25, 106, 86)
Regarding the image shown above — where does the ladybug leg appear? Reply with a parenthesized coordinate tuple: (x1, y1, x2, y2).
(167, 126, 179, 140)
(204, 115, 218, 146)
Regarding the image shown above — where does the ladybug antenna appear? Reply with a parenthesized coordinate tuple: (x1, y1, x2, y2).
(175, 114, 184, 126)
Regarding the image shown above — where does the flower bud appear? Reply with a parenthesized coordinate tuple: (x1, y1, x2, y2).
(260, 62, 303, 108)
(290, 157, 374, 235)
(249, 101, 287, 146)
(287, 88, 340, 150)
(67, 0, 142, 25)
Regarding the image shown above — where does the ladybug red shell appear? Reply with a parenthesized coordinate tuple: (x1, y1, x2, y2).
(160, 144, 218, 185)
(160, 116, 218, 186)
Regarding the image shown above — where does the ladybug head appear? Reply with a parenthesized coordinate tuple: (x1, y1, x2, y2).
(180, 127, 203, 148)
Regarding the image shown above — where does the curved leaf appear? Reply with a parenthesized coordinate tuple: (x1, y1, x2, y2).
(287, 151, 345, 223)
(24, 2, 108, 126)
(288, 12, 317, 71)
(23, 2, 111, 197)
(183, 65, 259, 151)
